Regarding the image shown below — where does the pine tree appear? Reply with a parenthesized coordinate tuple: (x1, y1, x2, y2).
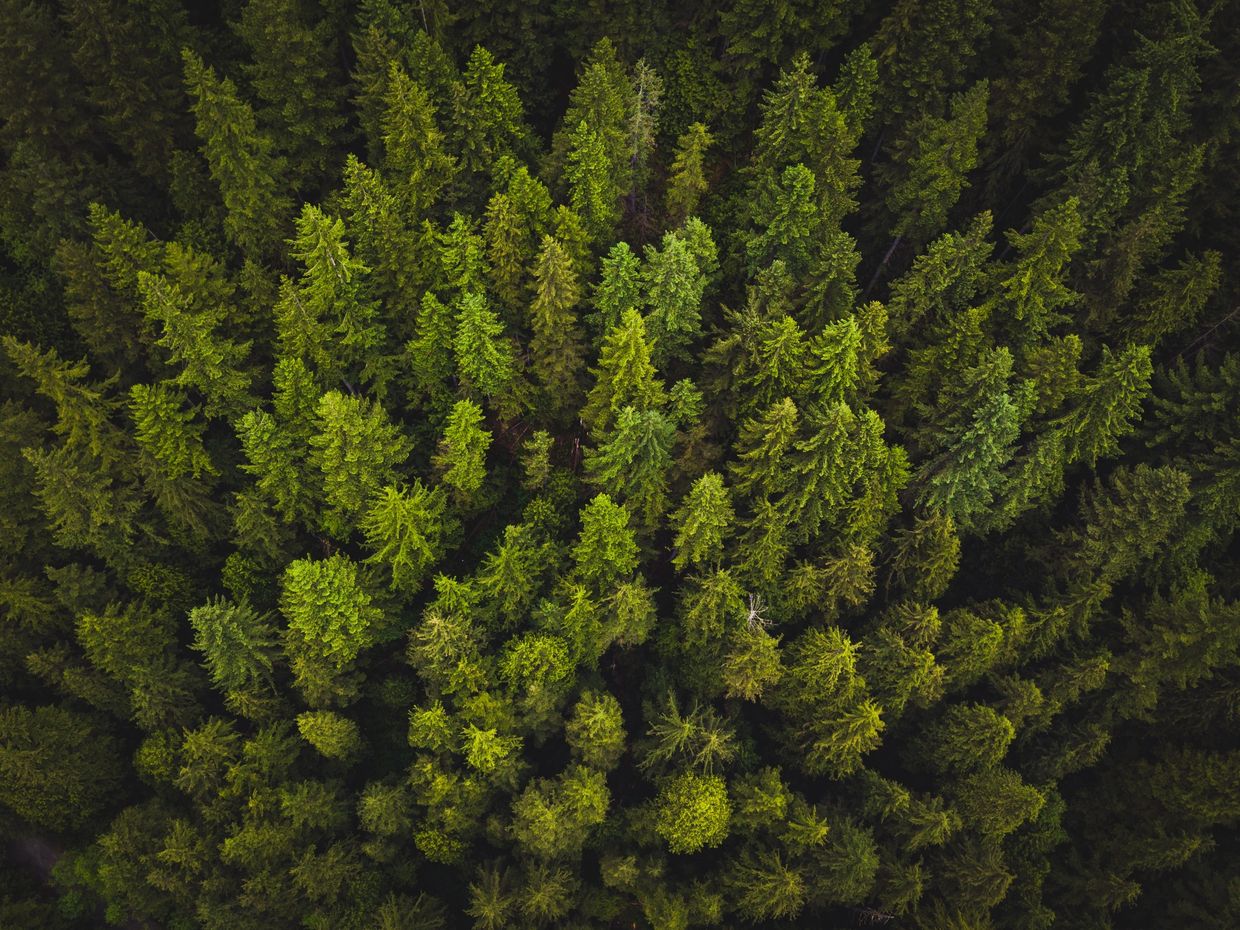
(729, 397, 801, 501)
(511, 764, 610, 859)
(281, 553, 383, 669)
(450, 45, 529, 177)
(181, 48, 291, 255)
(349, 3, 418, 162)
(433, 399, 492, 501)
(405, 291, 456, 409)
(380, 61, 456, 217)
(548, 38, 634, 196)
(654, 772, 731, 854)
(453, 291, 516, 402)
(0, 703, 125, 830)
(233, 0, 347, 187)
(528, 235, 587, 422)
(128, 382, 216, 481)
(1054, 344, 1152, 468)
(307, 391, 412, 538)
(61, 0, 192, 183)
(296, 710, 362, 761)
(188, 597, 279, 693)
(985, 197, 1084, 348)
(833, 43, 879, 143)
(644, 228, 709, 366)
(485, 159, 554, 315)
(670, 472, 735, 571)
(665, 122, 713, 224)
(582, 308, 666, 436)
(1122, 250, 1222, 347)
(883, 81, 990, 246)
(871, 0, 995, 119)
(0, 0, 99, 264)
(585, 406, 675, 528)
(281, 203, 388, 390)
(589, 240, 644, 336)
(138, 269, 254, 418)
(565, 120, 621, 245)
(749, 53, 860, 225)
(914, 348, 1032, 528)
(2, 337, 124, 463)
(361, 482, 452, 592)
(746, 163, 819, 280)
(340, 155, 430, 331)
(566, 690, 626, 770)
(571, 493, 639, 591)
(727, 849, 807, 921)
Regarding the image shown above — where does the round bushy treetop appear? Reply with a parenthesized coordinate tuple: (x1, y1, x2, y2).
(280, 553, 382, 667)
(655, 771, 731, 854)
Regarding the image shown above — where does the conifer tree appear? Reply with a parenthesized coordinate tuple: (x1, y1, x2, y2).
(985, 198, 1084, 347)
(571, 493, 639, 591)
(128, 383, 216, 482)
(585, 406, 675, 527)
(548, 37, 634, 197)
(528, 235, 587, 422)
(589, 240, 644, 336)
(380, 61, 456, 217)
(582, 308, 666, 436)
(0, 704, 125, 830)
(281, 553, 383, 670)
(654, 772, 731, 854)
(565, 120, 621, 245)
(671, 472, 735, 571)
(307, 391, 412, 538)
(450, 45, 529, 177)
(62, 0, 192, 184)
(1055, 344, 1152, 468)
(233, 0, 348, 186)
(665, 122, 713, 224)
(883, 81, 990, 246)
(361, 482, 452, 592)
(433, 399, 492, 501)
(181, 49, 291, 256)
(644, 228, 709, 365)
(188, 598, 279, 694)
(453, 291, 516, 402)
(872, 0, 995, 118)
(138, 269, 254, 418)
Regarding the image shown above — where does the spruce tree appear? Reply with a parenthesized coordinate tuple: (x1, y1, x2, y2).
(181, 49, 291, 256)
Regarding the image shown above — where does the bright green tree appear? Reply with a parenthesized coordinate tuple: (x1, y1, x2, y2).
(433, 399, 492, 501)
(307, 390, 412, 537)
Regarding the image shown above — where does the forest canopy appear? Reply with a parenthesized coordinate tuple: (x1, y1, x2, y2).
(1, 1, 1239, 929)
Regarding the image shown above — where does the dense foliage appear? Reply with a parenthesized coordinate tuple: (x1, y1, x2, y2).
(2, 1, 1239, 928)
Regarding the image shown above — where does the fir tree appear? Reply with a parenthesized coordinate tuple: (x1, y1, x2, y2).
(665, 122, 713, 224)
(233, 0, 348, 186)
(181, 49, 291, 255)
(528, 235, 587, 421)
(433, 399, 492, 501)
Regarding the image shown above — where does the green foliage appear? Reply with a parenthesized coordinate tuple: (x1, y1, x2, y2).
(433, 399, 492, 501)
(189, 597, 279, 692)
(361, 482, 452, 591)
(0, 704, 124, 830)
(181, 48, 290, 255)
(308, 390, 411, 537)
(296, 710, 362, 761)
(1, 9, 1236, 930)
(565, 690, 626, 770)
(281, 554, 382, 668)
(665, 122, 712, 223)
(654, 772, 731, 854)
